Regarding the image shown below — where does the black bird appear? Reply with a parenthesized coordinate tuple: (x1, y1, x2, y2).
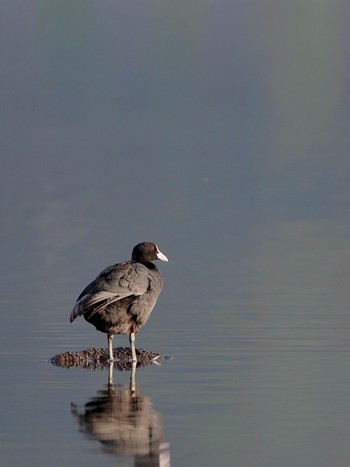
(70, 242, 168, 362)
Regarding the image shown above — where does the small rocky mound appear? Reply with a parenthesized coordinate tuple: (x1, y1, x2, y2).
(51, 347, 172, 370)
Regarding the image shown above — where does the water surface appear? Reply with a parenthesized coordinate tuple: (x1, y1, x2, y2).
(1, 1, 350, 466)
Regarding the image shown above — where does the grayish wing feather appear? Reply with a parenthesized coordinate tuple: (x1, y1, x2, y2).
(70, 262, 149, 323)
(69, 291, 131, 323)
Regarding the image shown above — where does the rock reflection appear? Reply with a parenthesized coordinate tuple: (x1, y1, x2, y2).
(71, 363, 170, 466)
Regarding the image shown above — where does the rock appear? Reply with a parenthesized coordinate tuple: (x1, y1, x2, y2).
(50, 347, 172, 370)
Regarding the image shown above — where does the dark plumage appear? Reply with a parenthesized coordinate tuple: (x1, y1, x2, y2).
(70, 242, 168, 362)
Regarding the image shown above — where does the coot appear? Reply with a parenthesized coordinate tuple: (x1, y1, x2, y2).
(70, 242, 168, 362)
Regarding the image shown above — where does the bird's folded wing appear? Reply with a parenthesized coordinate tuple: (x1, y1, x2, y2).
(70, 263, 150, 323)
(70, 291, 131, 322)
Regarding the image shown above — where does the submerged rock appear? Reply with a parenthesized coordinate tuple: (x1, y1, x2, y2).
(50, 347, 171, 370)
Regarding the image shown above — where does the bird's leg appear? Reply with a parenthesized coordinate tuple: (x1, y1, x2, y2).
(108, 334, 114, 362)
(129, 332, 137, 362)
(108, 361, 114, 388)
(130, 360, 137, 395)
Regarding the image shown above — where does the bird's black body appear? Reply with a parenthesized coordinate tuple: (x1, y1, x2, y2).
(78, 261, 163, 335)
(70, 242, 168, 362)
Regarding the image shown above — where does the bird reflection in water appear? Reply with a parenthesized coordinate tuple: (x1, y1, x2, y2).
(71, 362, 170, 466)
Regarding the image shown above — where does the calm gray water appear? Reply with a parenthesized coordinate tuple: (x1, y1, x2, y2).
(1, 1, 350, 466)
